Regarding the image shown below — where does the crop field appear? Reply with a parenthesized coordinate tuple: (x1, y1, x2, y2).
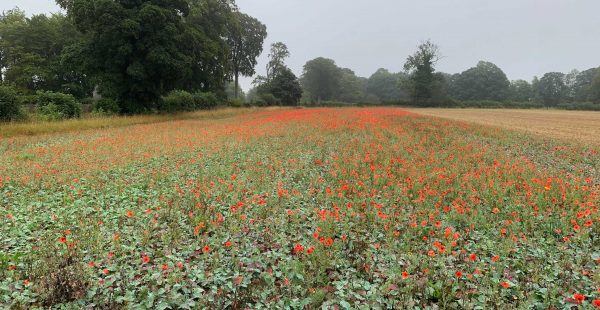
(0, 108, 599, 309)
(408, 108, 600, 146)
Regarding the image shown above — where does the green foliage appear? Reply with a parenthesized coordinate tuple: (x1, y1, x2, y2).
(403, 40, 441, 104)
(270, 68, 303, 106)
(35, 91, 81, 120)
(302, 57, 342, 103)
(193, 92, 219, 109)
(227, 12, 267, 99)
(366, 68, 405, 102)
(0, 9, 92, 97)
(508, 80, 534, 102)
(66, 0, 238, 113)
(536, 72, 567, 107)
(338, 68, 368, 103)
(93, 98, 120, 115)
(0, 85, 23, 121)
(160, 90, 196, 113)
(556, 101, 600, 110)
(450, 61, 510, 101)
(590, 69, 600, 104)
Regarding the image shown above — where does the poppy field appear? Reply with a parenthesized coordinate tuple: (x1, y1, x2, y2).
(0, 107, 599, 309)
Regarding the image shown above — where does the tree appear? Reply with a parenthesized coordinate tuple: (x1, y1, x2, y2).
(0, 9, 91, 97)
(403, 40, 441, 104)
(572, 67, 599, 102)
(65, 0, 238, 113)
(590, 69, 600, 104)
(338, 68, 367, 103)
(536, 72, 566, 106)
(508, 80, 533, 102)
(450, 61, 510, 101)
(301, 57, 342, 103)
(366, 68, 405, 102)
(266, 42, 290, 82)
(226, 11, 266, 99)
(563, 69, 579, 102)
(270, 67, 302, 105)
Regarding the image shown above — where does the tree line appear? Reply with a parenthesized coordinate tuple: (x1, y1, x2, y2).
(260, 40, 598, 108)
(1, 2, 600, 121)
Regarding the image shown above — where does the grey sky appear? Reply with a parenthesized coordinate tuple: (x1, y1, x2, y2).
(4, 0, 600, 92)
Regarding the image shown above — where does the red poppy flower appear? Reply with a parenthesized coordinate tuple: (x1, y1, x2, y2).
(126, 211, 134, 217)
(469, 253, 477, 262)
(203, 246, 210, 253)
(455, 271, 463, 278)
(592, 299, 600, 308)
(574, 294, 585, 303)
(402, 271, 409, 279)
(501, 282, 510, 289)
(103, 269, 109, 275)
(58, 236, 66, 243)
(224, 241, 232, 247)
(161, 264, 168, 271)
(307, 246, 315, 254)
(142, 255, 150, 263)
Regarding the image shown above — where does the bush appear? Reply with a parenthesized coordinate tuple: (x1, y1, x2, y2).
(159, 90, 195, 113)
(36, 91, 82, 120)
(0, 86, 23, 121)
(93, 98, 120, 115)
(258, 93, 278, 106)
(193, 92, 219, 109)
(228, 98, 245, 108)
(556, 102, 600, 111)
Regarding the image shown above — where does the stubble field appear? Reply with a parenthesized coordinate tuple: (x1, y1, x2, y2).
(407, 108, 600, 146)
(0, 108, 599, 309)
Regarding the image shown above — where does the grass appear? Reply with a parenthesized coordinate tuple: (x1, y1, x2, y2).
(0, 107, 599, 308)
(0, 108, 255, 138)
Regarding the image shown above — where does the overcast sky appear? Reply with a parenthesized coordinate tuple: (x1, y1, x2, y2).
(3, 0, 600, 92)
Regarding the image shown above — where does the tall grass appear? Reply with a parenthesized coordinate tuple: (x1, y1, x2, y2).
(0, 108, 254, 138)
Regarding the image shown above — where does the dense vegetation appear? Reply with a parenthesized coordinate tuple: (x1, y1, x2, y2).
(1, 108, 598, 308)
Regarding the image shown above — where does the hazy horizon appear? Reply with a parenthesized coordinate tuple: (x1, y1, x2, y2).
(3, 0, 600, 93)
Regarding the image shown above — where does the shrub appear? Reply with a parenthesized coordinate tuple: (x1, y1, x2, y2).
(258, 93, 278, 106)
(36, 91, 82, 120)
(93, 98, 120, 115)
(556, 102, 600, 111)
(0, 85, 23, 121)
(228, 98, 245, 108)
(159, 90, 195, 113)
(193, 92, 219, 109)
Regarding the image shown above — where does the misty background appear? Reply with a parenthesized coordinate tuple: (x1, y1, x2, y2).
(3, 0, 600, 93)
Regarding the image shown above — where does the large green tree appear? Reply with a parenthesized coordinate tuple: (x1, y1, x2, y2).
(338, 68, 367, 103)
(450, 61, 510, 101)
(508, 80, 534, 102)
(270, 67, 302, 105)
(366, 68, 405, 102)
(536, 72, 566, 106)
(301, 57, 342, 103)
(403, 40, 441, 104)
(571, 67, 599, 102)
(63, 0, 237, 113)
(226, 11, 266, 99)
